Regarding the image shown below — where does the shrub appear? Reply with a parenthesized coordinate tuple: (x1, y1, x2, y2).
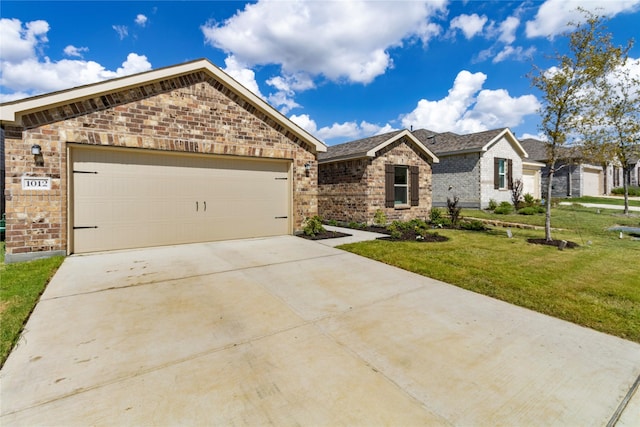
(373, 209, 387, 227)
(494, 201, 514, 215)
(348, 221, 366, 230)
(612, 186, 640, 196)
(303, 216, 325, 236)
(447, 196, 462, 226)
(518, 206, 538, 215)
(460, 220, 487, 231)
(487, 199, 498, 211)
(511, 179, 524, 209)
(327, 219, 338, 226)
(429, 208, 443, 222)
(523, 193, 535, 207)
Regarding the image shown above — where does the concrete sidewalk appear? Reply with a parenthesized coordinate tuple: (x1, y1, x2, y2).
(318, 225, 388, 246)
(559, 201, 640, 212)
(1, 236, 639, 425)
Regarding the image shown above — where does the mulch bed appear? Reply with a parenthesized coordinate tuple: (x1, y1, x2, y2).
(377, 229, 449, 242)
(527, 238, 579, 248)
(297, 230, 352, 241)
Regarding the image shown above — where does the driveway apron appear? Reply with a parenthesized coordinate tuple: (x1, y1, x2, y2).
(1, 236, 639, 426)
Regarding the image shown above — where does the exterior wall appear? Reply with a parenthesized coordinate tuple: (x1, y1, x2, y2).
(480, 136, 523, 208)
(318, 138, 433, 224)
(3, 71, 317, 262)
(368, 139, 433, 222)
(432, 153, 480, 208)
(318, 159, 369, 223)
(631, 161, 640, 187)
(541, 162, 582, 199)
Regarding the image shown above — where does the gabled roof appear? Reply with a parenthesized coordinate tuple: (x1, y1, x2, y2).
(0, 58, 326, 154)
(318, 129, 439, 164)
(519, 138, 548, 162)
(413, 127, 528, 158)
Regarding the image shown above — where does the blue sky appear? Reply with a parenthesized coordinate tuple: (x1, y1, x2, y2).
(1, 1, 639, 145)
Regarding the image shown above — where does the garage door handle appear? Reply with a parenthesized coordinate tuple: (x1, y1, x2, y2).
(196, 201, 198, 211)
(275, 216, 288, 219)
(204, 201, 206, 212)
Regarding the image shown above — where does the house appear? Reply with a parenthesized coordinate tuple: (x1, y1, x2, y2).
(412, 128, 535, 209)
(318, 129, 439, 224)
(519, 138, 611, 198)
(0, 59, 326, 263)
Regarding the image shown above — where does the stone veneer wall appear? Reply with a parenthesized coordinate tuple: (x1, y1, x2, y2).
(3, 71, 317, 261)
(432, 153, 481, 208)
(318, 138, 433, 224)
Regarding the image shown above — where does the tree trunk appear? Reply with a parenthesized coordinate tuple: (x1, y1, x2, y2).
(623, 166, 629, 215)
(545, 169, 554, 241)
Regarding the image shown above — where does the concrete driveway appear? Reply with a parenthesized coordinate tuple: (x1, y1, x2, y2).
(1, 236, 639, 426)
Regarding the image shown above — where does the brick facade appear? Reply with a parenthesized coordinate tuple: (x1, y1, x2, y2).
(318, 138, 433, 224)
(432, 135, 524, 209)
(2, 70, 318, 262)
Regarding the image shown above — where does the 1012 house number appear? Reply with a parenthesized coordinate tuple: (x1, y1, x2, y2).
(22, 177, 51, 190)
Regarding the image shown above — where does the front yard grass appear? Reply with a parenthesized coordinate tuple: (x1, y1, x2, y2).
(0, 243, 64, 368)
(339, 205, 640, 343)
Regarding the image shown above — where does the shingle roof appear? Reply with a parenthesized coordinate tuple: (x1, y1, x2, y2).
(318, 130, 404, 162)
(413, 127, 521, 156)
(519, 138, 548, 162)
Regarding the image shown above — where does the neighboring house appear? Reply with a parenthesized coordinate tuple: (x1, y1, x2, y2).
(520, 138, 609, 198)
(318, 129, 439, 224)
(629, 156, 640, 187)
(0, 59, 326, 263)
(413, 128, 533, 209)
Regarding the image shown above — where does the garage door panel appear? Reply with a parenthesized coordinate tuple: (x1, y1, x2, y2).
(72, 148, 290, 253)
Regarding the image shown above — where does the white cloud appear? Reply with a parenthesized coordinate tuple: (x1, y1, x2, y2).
(112, 25, 128, 40)
(498, 16, 520, 44)
(449, 13, 488, 39)
(493, 45, 536, 63)
(289, 114, 396, 143)
(0, 18, 49, 63)
(220, 55, 263, 98)
(201, 0, 447, 85)
(526, 0, 640, 38)
(0, 19, 151, 100)
(401, 70, 540, 133)
(520, 132, 547, 141)
(63, 45, 88, 58)
(135, 14, 148, 27)
(266, 73, 315, 113)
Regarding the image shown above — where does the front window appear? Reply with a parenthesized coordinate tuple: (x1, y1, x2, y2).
(394, 166, 408, 205)
(498, 159, 506, 189)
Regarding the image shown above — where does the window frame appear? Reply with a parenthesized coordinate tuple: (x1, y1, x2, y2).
(394, 166, 409, 206)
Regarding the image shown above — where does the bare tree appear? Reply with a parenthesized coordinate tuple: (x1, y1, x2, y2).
(581, 55, 639, 214)
(528, 10, 626, 241)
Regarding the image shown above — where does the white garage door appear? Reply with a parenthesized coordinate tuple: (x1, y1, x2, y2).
(522, 170, 539, 199)
(582, 168, 602, 197)
(71, 147, 290, 254)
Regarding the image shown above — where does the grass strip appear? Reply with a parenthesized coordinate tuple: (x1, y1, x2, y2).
(0, 244, 64, 368)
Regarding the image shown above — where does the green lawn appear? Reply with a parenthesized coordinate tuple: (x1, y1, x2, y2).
(0, 243, 64, 368)
(339, 205, 640, 343)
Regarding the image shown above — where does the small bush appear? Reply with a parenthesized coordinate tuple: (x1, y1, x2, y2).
(429, 208, 443, 222)
(460, 220, 487, 231)
(447, 196, 462, 226)
(523, 193, 535, 207)
(373, 209, 387, 227)
(518, 207, 538, 215)
(303, 216, 325, 236)
(326, 219, 338, 226)
(494, 201, 514, 215)
(487, 199, 498, 211)
(612, 186, 640, 196)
